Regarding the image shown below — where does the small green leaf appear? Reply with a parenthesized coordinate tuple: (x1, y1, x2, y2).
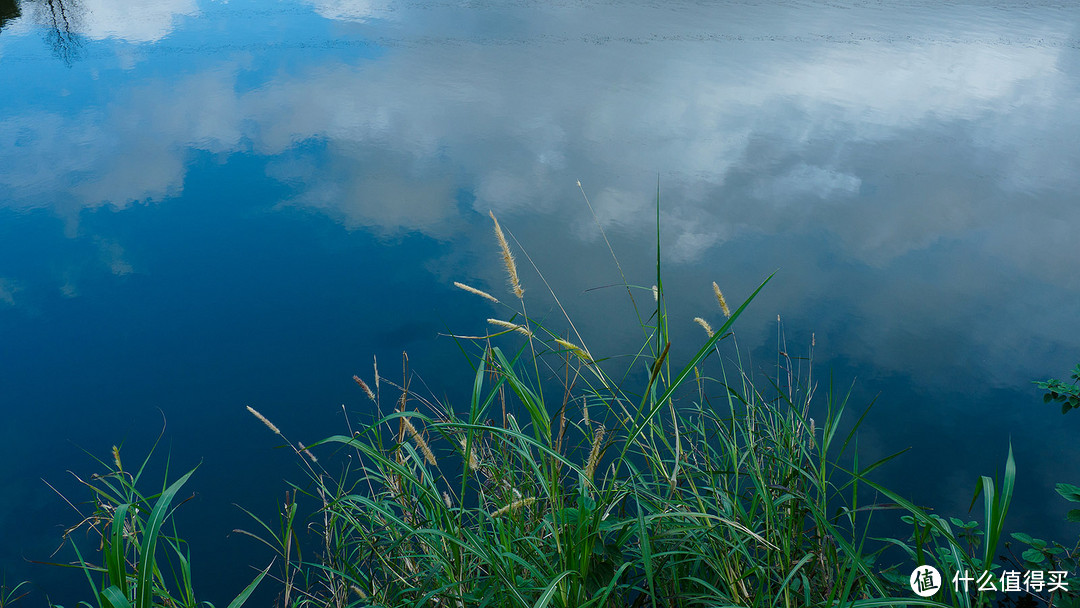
(1011, 532, 1035, 544)
(950, 517, 965, 527)
(1066, 509, 1080, 523)
(99, 587, 132, 608)
(1056, 484, 1080, 502)
(1022, 549, 1046, 564)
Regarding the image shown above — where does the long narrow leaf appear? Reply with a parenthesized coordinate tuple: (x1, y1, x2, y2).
(136, 467, 196, 608)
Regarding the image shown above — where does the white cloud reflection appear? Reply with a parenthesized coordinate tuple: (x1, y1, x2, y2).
(2, 2, 1078, 283)
(77, 0, 199, 43)
(303, 0, 391, 23)
(7, 0, 200, 43)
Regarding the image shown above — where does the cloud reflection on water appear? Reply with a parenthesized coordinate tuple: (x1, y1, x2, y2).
(1, 2, 1077, 381)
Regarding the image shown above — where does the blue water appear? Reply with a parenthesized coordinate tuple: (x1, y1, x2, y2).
(2, 0, 1080, 604)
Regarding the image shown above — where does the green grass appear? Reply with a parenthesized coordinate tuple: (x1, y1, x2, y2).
(39, 438, 268, 608)
(32, 197, 1080, 608)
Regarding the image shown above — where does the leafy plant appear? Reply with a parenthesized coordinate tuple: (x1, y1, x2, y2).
(49, 442, 268, 608)
(1034, 364, 1080, 414)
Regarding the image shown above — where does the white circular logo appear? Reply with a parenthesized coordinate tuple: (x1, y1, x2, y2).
(910, 565, 942, 597)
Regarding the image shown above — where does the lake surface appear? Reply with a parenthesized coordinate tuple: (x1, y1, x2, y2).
(2, 0, 1079, 603)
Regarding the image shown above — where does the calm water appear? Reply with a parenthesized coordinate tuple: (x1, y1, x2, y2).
(2, 0, 1079, 603)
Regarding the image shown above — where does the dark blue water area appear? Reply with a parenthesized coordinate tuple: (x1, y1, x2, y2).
(0, 150, 488, 604)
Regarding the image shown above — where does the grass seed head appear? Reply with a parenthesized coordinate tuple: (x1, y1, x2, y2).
(585, 425, 606, 480)
(459, 437, 480, 471)
(491, 497, 536, 518)
(353, 375, 376, 401)
(401, 415, 436, 466)
(489, 211, 524, 299)
(693, 317, 714, 338)
(298, 441, 318, 463)
(713, 281, 731, 318)
(554, 337, 592, 361)
(246, 406, 282, 436)
(454, 281, 500, 303)
(488, 318, 533, 338)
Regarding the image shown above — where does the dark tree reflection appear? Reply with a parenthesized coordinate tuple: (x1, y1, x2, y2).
(31, 0, 84, 64)
(0, 0, 21, 33)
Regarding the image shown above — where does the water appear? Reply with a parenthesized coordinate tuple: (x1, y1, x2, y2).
(2, 0, 1079, 603)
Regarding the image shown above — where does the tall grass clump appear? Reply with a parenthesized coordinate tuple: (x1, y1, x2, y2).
(235, 196, 1017, 608)
(49, 191, 1074, 607)
(45, 437, 268, 608)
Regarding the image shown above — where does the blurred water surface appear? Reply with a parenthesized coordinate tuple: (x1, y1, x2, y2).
(2, 0, 1079, 602)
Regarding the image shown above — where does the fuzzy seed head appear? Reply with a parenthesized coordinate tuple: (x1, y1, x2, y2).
(554, 338, 591, 361)
(488, 318, 533, 338)
(489, 211, 524, 299)
(298, 441, 318, 463)
(459, 437, 480, 471)
(401, 415, 436, 466)
(353, 375, 376, 401)
(585, 425, 605, 480)
(454, 281, 499, 303)
(491, 497, 536, 518)
(247, 406, 282, 435)
(693, 317, 714, 338)
(713, 282, 730, 318)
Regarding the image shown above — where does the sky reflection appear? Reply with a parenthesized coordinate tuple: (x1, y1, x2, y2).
(1, 0, 1079, 602)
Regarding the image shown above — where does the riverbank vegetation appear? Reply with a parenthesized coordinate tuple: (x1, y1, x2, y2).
(28, 203, 1080, 607)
